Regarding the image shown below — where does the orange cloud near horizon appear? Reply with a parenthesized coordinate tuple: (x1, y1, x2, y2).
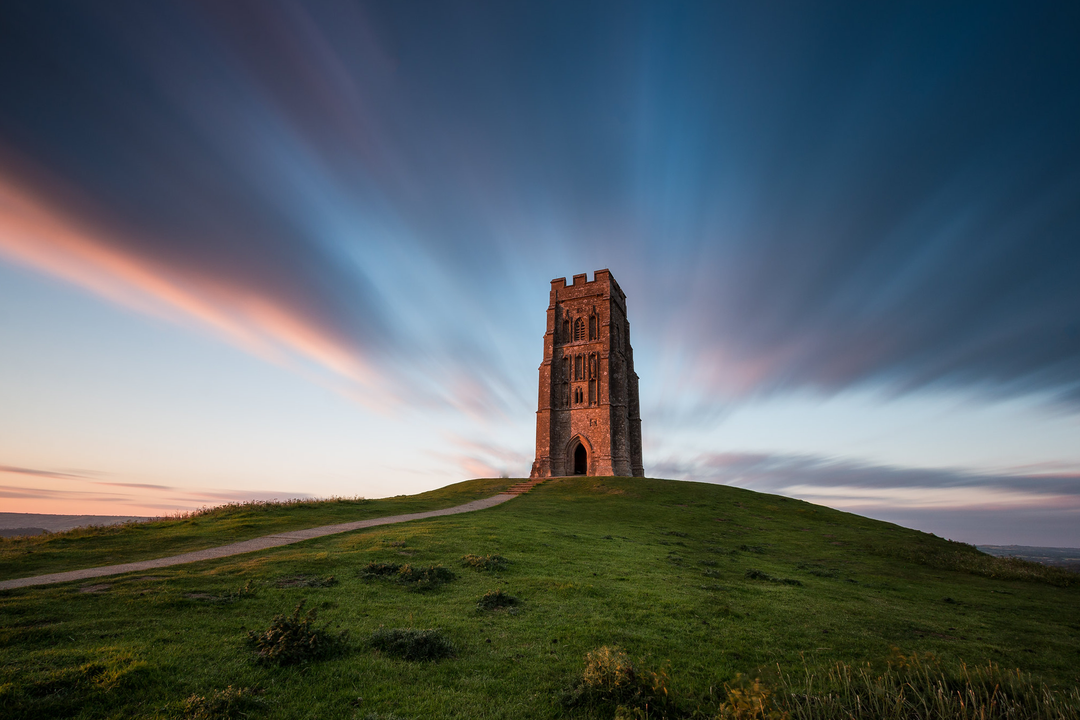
(0, 168, 378, 399)
(0, 465, 318, 517)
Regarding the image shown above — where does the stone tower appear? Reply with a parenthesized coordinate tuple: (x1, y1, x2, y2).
(530, 269, 644, 478)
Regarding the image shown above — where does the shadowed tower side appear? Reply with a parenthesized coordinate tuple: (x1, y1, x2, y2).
(530, 269, 644, 478)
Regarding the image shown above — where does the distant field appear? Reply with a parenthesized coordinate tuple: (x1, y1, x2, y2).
(978, 545, 1080, 574)
(1, 476, 1077, 719)
(0, 513, 151, 538)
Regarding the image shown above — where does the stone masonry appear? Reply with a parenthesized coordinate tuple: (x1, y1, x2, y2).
(530, 269, 644, 477)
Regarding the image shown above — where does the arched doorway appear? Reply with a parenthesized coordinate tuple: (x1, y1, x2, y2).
(573, 442, 588, 475)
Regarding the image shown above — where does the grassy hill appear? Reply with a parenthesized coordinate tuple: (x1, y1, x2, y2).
(1, 476, 1078, 719)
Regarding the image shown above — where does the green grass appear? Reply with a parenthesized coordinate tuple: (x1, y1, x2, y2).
(1, 476, 1078, 719)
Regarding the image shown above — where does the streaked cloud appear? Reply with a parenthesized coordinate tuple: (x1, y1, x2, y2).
(2, 2, 1078, 414)
(0, 465, 89, 480)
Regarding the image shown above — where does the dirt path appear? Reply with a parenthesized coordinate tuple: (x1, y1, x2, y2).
(0, 493, 516, 590)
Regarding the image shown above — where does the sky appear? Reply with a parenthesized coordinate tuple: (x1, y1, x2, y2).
(1, 1, 1078, 546)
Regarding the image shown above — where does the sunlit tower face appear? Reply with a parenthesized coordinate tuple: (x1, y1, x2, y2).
(530, 270, 644, 478)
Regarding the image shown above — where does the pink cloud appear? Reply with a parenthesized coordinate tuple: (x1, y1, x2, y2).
(0, 169, 377, 396)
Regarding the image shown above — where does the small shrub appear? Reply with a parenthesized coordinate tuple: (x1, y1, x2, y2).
(182, 686, 265, 719)
(712, 675, 787, 720)
(362, 562, 455, 591)
(581, 646, 638, 694)
(361, 562, 402, 577)
(396, 564, 455, 591)
(477, 589, 518, 611)
(246, 601, 348, 666)
(369, 628, 455, 661)
(563, 646, 675, 715)
(461, 554, 510, 571)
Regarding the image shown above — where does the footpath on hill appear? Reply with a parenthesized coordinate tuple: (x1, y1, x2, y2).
(0, 488, 540, 590)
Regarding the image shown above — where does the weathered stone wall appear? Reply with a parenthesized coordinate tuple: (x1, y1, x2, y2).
(531, 269, 644, 478)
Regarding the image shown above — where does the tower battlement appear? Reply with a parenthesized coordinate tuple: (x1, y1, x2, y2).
(530, 269, 644, 478)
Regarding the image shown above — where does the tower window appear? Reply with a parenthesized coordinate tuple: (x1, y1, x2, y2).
(574, 317, 584, 342)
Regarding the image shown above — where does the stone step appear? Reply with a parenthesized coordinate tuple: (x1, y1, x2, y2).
(501, 479, 547, 495)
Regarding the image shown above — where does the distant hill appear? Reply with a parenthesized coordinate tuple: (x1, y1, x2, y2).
(0, 512, 150, 535)
(0, 527, 47, 538)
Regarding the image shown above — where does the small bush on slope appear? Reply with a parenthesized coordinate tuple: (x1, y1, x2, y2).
(563, 646, 676, 717)
(476, 589, 518, 611)
(360, 562, 456, 591)
(361, 561, 402, 576)
(369, 628, 455, 661)
(182, 686, 265, 720)
(396, 564, 455, 591)
(246, 601, 348, 666)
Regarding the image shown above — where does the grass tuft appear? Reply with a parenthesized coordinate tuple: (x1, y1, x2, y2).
(175, 496, 369, 521)
(460, 553, 510, 571)
(182, 685, 265, 719)
(361, 562, 456, 591)
(361, 561, 402, 576)
(745, 569, 803, 586)
(396, 564, 455, 591)
(766, 651, 1080, 719)
(245, 601, 348, 666)
(273, 574, 337, 589)
(476, 589, 518, 611)
(369, 628, 455, 661)
(563, 646, 675, 716)
(709, 675, 788, 719)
